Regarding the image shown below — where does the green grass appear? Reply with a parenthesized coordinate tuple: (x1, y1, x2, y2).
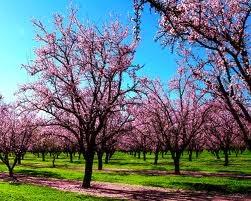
(0, 151, 251, 194)
(0, 182, 118, 201)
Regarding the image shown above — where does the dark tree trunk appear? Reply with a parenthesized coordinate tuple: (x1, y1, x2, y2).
(138, 151, 141, 159)
(154, 151, 159, 165)
(42, 152, 45, 161)
(110, 150, 115, 160)
(8, 167, 14, 178)
(17, 157, 22, 165)
(143, 151, 146, 161)
(215, 150, 220, 159)
(6, 157, 18, 178)
(52, 157, 56, 168)
(105, 152, 109, 164)
(196, 150, 199, 158)
(172, 152, 181, 175)
(188, 151, 192, 161)
(97, 151, 103, 170)
(78, 152, 81, 160)
(82, 150, 95, 188)
(224, 150, 229, 166)
(134, 151, 137, 157)
(248, 140, 251, 151)
(174, 157, 180, 175)
(69, 152, 73, 163)
(161, 152, 164, 158)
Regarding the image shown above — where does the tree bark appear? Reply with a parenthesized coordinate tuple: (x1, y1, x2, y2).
(105, 152, 109, 164)
(143, 151, 146, 161)
(17, 157, 22, 165)
(224, 150, 229, 166)
(52, 157, 56, 168)
(97, 151, 103, 170)
(172, 152, 181, 175)
(154, 151, 159, 165)
(82, 150, 95, 188)
(188, 151, 192, 161)
(42, 152, 45, 161)
(196, 150, 199, 158)
(69, 152, 73, 163)
(8, 167, 14, 178)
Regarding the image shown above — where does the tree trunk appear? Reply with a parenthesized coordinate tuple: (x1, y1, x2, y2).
(143, 151, 146, 161)
(97, 151, 103, 170)
(82, 150, 95, 188)
(215, 150, 220, 159)
(188, 151, 192, 161)
(8, 166, 14, 178)
(224, 150, 229, 166)
(172, 152, 181, 175)
(17, 157, 21, 165)
(105, 152, 109, 164)
(138, 151, 141, 159)
(196, 150, 199, 158)
(42, 152, 45, 161)
(52, 157, 56, 168)
(69, 152, 73, 163)
(154, 151, 159, 165)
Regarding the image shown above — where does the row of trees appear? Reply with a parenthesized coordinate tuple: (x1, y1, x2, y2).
(0, 0, 250, 188)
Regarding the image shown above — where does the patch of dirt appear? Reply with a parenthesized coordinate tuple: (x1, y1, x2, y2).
(0, 173, 250, 201)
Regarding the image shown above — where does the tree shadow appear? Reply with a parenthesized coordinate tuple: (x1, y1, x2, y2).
(91, 184, 247, 201)
(170, 182, 251, 194)
(17, 169, 63, 179)
(217, 170, 247, 175)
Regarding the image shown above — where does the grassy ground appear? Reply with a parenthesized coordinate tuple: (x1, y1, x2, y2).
(0, 151, 251, 194)
(0, 182, 118, 201)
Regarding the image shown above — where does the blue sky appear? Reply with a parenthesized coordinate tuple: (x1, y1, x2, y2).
(0, 0, 177, 101)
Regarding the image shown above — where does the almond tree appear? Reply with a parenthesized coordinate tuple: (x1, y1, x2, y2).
(20, 11, 139, 188)
(0, 104, 37, 178)
(205, 101, 244, 166)
(134, 0, 251, 148)
(139, 69, 210, 174)
(96, 111, 132, 169)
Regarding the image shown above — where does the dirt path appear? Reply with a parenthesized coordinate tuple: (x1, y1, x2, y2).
(0, 173, 250, 201)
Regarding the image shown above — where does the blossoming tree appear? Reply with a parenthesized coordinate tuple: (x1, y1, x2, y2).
(20, 11, 139, 188)
(133, 0, 251, 148)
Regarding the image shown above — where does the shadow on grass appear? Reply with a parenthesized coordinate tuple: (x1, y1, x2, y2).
(170, 182, 251, 194)
(108, 161, 145, 166)
(71, 161, 84, 164)
(217, 170, 246, 175)
(17, 169, 64, 179)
